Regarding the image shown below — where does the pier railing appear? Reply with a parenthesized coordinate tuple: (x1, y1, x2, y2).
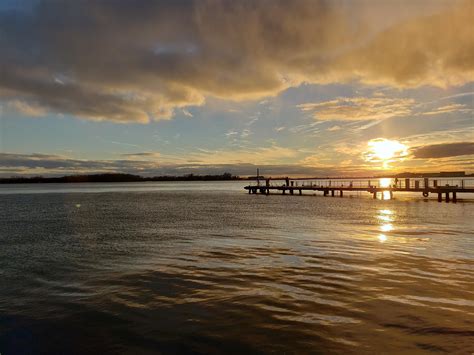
(246, 177, 474, 202)
(249, 177, 474, 189)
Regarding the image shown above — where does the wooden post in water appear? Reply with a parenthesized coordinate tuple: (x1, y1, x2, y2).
(453, 192, 457, 202)
(331, 190, 335, 197)
(340, 190, 343, 197)
(445, 192, 450, 202)
(438, 193, 442, 202)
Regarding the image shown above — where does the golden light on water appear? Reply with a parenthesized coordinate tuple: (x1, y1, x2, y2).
(378, 208, 393, 221)
(374, 184, 393, 200)
(377, 209, 394, 243)
(378, 214, 391, 222)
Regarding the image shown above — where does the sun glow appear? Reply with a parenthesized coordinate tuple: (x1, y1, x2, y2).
(365, 138, 408, 169)
(380, 178, 391, 188)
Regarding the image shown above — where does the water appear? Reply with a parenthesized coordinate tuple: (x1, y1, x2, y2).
(1, 181, 473, 354)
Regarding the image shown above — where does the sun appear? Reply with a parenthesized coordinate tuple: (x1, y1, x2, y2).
(365, 138, 408, 168)
(369, 139, 407, 160)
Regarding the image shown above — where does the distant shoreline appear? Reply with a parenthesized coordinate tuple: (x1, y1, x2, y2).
(0, 172, 472, 184)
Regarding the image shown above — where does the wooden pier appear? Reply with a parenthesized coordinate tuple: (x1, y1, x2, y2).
(245, 177, 474, 202)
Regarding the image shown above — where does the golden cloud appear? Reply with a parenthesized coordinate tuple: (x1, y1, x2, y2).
(298, 97, 414, 121)
(421, 103, 472, 116)
(0, 0, 472, 122)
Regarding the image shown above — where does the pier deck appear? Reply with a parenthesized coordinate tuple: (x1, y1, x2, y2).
(245, 177, 474, 202)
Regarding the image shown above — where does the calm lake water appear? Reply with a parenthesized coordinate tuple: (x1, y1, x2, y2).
(1, 181, 473, 354)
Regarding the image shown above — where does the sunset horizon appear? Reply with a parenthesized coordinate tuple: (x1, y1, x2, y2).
(1, 0, 473, 177)
(1, 1, 473, 354)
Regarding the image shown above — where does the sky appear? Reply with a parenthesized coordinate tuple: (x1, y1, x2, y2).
(0, 0, 473, 177)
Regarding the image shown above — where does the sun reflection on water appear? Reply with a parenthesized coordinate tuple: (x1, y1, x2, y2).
(378, 214, 392, 222)
(378, 179, 393, 200)
(377, 209, 394, 242)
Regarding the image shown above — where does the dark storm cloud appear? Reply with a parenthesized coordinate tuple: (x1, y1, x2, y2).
(0, 0, 473, 122)
(412, 142, 474, 159)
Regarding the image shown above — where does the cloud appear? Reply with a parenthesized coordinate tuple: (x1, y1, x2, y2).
(121, 152, 161, 159)
(182, 108, 193, 117)
(0, 153, 148, 171)
(6, 100, 46, 117)
(225, 130, 239, 137)
(186, 145, 299, 165)
(411, 142, 474, 159)
(0, 145, 300, 174)
(0, 0, 472, 122)
(107, 140, 140, 148)
(0, 151, 339, 177)
(240, 129, 252, 138)
(421, 103, 471, 116)
(298, 97, 414, 121)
